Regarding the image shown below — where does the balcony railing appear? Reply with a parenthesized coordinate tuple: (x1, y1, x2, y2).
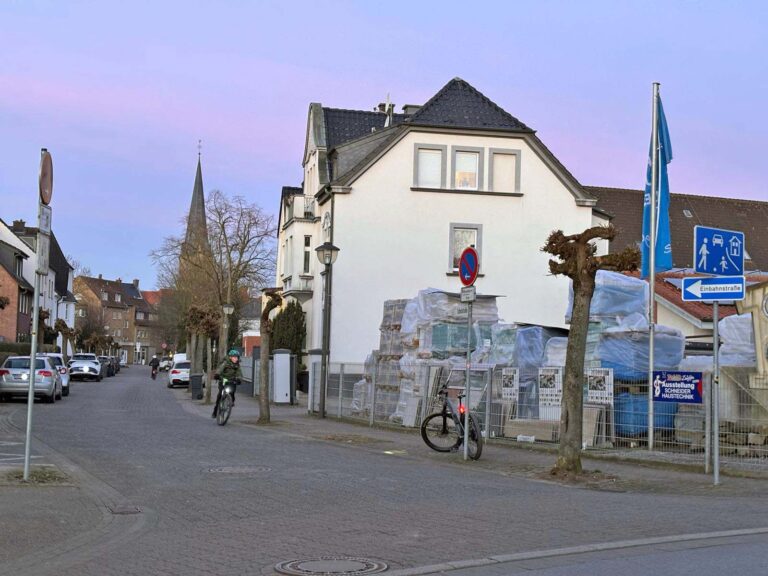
(284, 195, 316, 224)
(282, 274, 313, 295)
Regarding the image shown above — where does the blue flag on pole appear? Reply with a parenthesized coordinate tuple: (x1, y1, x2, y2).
(641, 97, 673, 278)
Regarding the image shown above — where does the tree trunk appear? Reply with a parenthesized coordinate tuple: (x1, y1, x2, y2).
(258, 330, 271, 424)
(189, 332, 198, 393)
(555, 274, 596, 473)
(205, 336, 213, 404)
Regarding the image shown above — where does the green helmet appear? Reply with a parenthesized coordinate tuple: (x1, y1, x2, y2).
(228, 349, 240, 358)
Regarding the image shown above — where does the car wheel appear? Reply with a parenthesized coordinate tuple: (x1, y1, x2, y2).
(167, 383, 173, 388)
(97, 375, 103, 382)
(46, 391, 55, 404)
(63, 387, 70, 397)
(56, 387, 62, 400)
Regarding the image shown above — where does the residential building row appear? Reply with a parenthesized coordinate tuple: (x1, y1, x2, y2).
(274, 77, 768, 363)
(0, 218, 76, 352)
(73, 275, 164, 364)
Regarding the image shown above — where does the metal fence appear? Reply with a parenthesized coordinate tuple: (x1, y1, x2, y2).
(240, 355, 274, 401)
(309, 360, 768, 473)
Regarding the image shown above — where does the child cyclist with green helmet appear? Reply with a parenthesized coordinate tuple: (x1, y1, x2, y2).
(211, 349, 243, 418)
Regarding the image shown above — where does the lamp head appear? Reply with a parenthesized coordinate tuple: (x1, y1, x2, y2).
(315, 242, 340, 266)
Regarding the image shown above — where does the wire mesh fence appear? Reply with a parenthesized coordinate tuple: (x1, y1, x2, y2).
(309, 359, 768, 472)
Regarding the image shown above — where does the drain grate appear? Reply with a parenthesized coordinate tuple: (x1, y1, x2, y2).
(108, 504, 142, 515)
(274, 557, 388, 575)
(207, 465, 271, 474)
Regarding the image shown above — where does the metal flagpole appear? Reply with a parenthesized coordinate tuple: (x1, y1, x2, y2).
(648, 82, 660, 451)
(713, 301, 720, 485)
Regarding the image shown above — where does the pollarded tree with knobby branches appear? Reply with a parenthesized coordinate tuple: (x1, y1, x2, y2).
(542, 225, 640, 474)
(258, 290, 283, 424)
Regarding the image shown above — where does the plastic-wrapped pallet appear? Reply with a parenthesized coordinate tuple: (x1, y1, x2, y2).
(543, 337, 568, 367)
(594, 326, 685, 380)
(380, 299, 408, 330)
(514, 326, 563, 374)
(486, 324, 517, 365)
(718, 313, 756, 367)
(566, 270, 649, 323)
(350, 379, 372, 414)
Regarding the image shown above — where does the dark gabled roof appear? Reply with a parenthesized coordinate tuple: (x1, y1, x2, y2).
(322, 108, 408, 150)
(0, 240, 33, 291)
(588, 186, 768, 271)
(281, 186, 302, 200)
(406, 77, 533, 133)
(332, 128, 404, 186)
(78, 276, 152, 312)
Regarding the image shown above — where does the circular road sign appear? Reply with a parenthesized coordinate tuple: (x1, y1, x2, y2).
(459, 247, 479, 287)
(39, 149, 53, 205)
(161, 342, 168, 350)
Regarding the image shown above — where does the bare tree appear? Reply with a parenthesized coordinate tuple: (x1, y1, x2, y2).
(542, 226, 639, 474)
(66, 255, 91, 278)
(150, 189, 276, 362)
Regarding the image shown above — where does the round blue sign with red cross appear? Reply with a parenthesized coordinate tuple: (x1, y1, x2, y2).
(459, 247, 479, 287)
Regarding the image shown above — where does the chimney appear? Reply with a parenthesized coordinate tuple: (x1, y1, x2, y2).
(116, 277, 122, 284)
(12, 220, 25, 232)
(98, 274, 102, 280)
(402, 104, 421, 115)
(132, 279, 139, 288)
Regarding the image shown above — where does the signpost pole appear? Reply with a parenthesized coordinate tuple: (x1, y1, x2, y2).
(23, 149, 53, 482)
(22, 272, 41, 481)
(464, 301, 472, 461)
(713, 301, 720, 486)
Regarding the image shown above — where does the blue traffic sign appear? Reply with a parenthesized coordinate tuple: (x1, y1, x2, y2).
(653, 371, 703, 404)
(693, 225, 744, 276)
(459, 247, 479, 287)
(682, 276, 745, 302)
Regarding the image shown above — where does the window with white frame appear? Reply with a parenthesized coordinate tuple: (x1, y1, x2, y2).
(113, 311, 122, 320)
(14, 256, 23, 277)
(136, 311, 145, 320)
(101, 291, 108, 301)
(77, 308, 86, 318)
(115, 293, 121, 302)
(449, 223, 482, 271)
(452, 147, 484, 190)
(303, 235, 311, 274)
(489, 148, 521, 193)
(413, 144, 446, 188)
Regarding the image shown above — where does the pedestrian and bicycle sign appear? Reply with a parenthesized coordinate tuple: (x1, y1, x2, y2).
(459, 247, 479, 287)
(652, 371, 703, 404)
(694, 225, 744, 276)
(682, 276, 745, 302)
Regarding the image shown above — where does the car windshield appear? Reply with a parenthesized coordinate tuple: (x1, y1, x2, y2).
(73, 354, 96, 361)
(174, 362, 191, 369)
(4, 358, 46, 369)
(45, 356, 63, 367)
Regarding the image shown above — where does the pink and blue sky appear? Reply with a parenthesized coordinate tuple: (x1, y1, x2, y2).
(1, 1, 766, 288)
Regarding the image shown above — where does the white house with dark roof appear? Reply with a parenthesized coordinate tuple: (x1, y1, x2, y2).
(277, 78, 608, 361)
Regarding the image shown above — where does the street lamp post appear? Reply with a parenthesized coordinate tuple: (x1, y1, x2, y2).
(222, 302, 235, 355)
(315, 241, 339, 418)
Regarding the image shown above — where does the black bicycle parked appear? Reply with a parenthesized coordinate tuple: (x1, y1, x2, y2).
(420, 382, 483, 460)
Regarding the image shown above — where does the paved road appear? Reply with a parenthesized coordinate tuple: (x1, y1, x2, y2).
(1, 365, 768, 575)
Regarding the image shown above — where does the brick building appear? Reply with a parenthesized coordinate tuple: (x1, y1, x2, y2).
(74, 275, 161, 363)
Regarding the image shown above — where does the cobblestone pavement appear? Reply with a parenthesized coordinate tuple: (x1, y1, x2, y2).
(1, 366, 768, 576)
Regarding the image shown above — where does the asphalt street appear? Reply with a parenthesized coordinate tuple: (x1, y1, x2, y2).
(1, 365, 767, 576)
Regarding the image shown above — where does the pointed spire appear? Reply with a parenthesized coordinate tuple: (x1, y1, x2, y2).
(184, 154, 209, 248)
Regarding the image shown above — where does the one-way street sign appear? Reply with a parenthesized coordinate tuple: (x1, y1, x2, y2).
(682, 276, 745, 302)
(693, 225, 744, 276)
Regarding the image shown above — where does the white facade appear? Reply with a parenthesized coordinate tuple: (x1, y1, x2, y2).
(279, 125, 603, 361)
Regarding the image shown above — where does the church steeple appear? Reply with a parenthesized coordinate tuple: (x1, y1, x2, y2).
(184, 153, 210, 251)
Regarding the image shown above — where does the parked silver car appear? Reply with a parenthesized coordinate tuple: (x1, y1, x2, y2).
(0, 356, 62, 403)
(40, 353, 71, 397)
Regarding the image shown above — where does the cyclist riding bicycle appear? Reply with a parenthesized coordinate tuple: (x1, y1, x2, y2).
(211, 349, 243, 418)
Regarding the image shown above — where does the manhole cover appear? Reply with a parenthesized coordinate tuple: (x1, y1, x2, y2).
(274, 557, 388, 575)
(207, 466, 271, 474)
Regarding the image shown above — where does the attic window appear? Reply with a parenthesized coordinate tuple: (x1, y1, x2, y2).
(683, 209, 693, 218)
(115, 293, 122, 303)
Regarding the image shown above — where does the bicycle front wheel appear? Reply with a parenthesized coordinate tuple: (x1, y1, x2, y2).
(421, 412, 461, 452)
(465, 414, 483, 460)
(216, 395, 232, 426)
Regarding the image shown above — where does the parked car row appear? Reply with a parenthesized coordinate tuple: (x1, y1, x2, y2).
(0, 352, 123, 403)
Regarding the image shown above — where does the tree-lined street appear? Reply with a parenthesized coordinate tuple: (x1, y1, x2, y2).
(2, 367, 768, 576)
